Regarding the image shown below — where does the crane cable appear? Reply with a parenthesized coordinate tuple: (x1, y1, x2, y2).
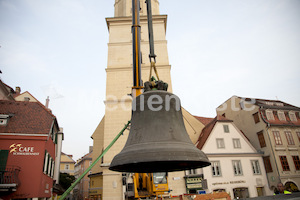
(149, 61, 160, 82)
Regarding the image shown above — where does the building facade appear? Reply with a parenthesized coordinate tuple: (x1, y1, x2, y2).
(74, 149, 93, 200)
(60, 152, 76, 175)
(0, 82, 64, 199)
(196, 115, 273, 199)
(0, 100, 60, 199)
(216, 96, 300, 192)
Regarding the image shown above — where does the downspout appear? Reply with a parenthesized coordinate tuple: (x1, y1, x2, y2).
(260, 107, 281, 186)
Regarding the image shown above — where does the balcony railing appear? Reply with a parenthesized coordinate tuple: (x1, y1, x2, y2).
(0, 165, 21, 192)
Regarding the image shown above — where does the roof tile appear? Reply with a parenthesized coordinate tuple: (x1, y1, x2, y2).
(0, 100, 55, 134)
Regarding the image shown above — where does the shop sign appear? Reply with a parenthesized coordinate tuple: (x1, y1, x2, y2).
(187, 183, 202, 189)
(9, 143, 39, 156)
(186, 176, 203, 190)
(89, 189, 101, 195)
(186, 177, 202, 184)
(212, 180, 246, 186)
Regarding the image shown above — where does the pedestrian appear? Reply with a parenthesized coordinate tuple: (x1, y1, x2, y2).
(274, 182, 292, 195)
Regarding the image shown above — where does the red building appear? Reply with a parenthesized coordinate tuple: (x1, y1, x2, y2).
(0, 100, 60, 199)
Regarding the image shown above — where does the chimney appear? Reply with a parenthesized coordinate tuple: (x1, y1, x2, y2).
(89, 146, 93, 153)
(45, 96, 50, 108)
(15, 87, 21, 95)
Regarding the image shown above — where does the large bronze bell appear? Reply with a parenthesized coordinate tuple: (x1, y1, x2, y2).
(109, 90, 210, 172)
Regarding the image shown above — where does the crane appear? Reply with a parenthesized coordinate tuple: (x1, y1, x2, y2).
(60, 1, 170, 199)
(129, 0, 170, 199)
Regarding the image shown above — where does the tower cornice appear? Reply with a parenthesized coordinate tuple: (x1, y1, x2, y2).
(106, 15, 167, 33)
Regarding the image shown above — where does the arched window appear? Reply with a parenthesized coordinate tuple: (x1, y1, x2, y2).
(285, 181, 299, 192)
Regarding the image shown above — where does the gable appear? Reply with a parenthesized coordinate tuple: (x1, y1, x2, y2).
(182, 108, 205, 144)
(15, 91, 39, 102)
(60, 154, 75, 163)
(202, 121, 257, 154)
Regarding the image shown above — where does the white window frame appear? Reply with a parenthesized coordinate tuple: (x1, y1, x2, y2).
(211, 161, 222, 177)
(277, 111, 286, 121)
(289, 112, 297, 122)
(285, 131, 295, 145)
(251, 160, 261, 175)
(48, 157, 52, 176)
(51, 161, 55, 177)
(233, 138, 241, 149)
(65, 164, 70, 170)
(0, 119, 8, 125)
(43, 152, 49, 174)
(266, 110, 275, 121)
(216, 138, 225, 149)
(223, 125, 229, 133)
(232, 160, 243, 176)
(273, 130, 282, 145)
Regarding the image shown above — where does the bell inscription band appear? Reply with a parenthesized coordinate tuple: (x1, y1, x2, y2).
(109, 90, 211, 172)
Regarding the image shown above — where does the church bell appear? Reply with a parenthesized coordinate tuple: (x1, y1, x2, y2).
(109, 90, 210, 172)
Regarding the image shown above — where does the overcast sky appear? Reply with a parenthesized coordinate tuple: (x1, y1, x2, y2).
(1, 0, 299, 161)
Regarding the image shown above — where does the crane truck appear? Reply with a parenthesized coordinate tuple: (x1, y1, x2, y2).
(128, 0, 170, 199)
(124, 172, 169, 199)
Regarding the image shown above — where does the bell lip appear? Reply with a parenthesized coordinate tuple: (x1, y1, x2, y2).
(109, 160, 211, 173)
(109, 142, 209, 165)
(109, 90, 211, 173)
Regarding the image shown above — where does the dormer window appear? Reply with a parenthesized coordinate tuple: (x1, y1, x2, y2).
(0, 114, 9, 126)
(289, 112, 297, 122)
(277, 111, 286, 121)
(266, 110, 274, 121)
(0, 119, 7, 125)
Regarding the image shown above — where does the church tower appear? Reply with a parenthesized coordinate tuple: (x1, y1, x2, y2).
(90, 1, 204, 199)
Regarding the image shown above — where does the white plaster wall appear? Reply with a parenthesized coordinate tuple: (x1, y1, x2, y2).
(203, 156, 272, 198)
(202, 122, 256, 154)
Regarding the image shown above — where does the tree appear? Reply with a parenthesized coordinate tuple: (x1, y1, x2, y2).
(59, 172, 75, 190)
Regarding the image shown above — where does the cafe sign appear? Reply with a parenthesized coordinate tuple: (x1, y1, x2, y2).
(9, 143, 39, 156)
